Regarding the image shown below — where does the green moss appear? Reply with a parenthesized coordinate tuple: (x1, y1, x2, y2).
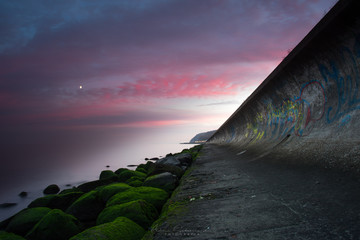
(69, 217, 145, 240)
(77, 177, 119, 193)
(0, 231, 26, 240)
(99, 170, 118, 180)
(135, 167, 147, 174)
(28, 192, 83, 211)
(98, 183, 132, 202)
(25, 209, 80, 240)
(106, 187, 168, 211)
(5, 207, 51, 236)
(127, 180, 143, 187)
(118, 170, 146, 182)
(66, 191, 104, 222)
(97, 200, 158, 229)
(114, 168, 128, 175)
(60, 187, 83, 194)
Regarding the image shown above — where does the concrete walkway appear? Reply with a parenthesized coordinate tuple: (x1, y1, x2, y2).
(152, 144, 360, 240)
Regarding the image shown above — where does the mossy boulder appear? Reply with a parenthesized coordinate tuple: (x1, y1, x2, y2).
(98, 183, 132, 202)
(69, 217, 144, 240)
(114, 168, 128, 175)
(77, 177, 119, 193)
(147, 163, 184, 178)
(127, 180, 143, 187)
(59, 187, 83, 194)
(43, 184, 60, 195)
(25, 209, 80, 240)
(5, 207, 51, 236)
(135, 167, 147, 174)
(28, 192, 83, 211)
(0, 231, 25, 240)
(106, 187, 168, 211)
(143, 172, 178, 193)
(117, 170, 146, 182)
(99, 170, 117, 180)
(97, 200, 158, 229)
(66, 191, 104, 222)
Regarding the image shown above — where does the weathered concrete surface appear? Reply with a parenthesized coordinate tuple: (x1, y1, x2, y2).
(208, 0, 360, 172)
(152, 144, 360, 239)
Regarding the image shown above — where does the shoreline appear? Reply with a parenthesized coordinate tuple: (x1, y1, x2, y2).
(0, 145, 202, 239)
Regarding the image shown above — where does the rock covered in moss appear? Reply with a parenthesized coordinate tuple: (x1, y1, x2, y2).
(117, 170, 146, 182)
(25, 209, 80, 240)
(98, 183, 132, 202)
(99, 170, 117, 180)
(43, 184, 60, 195)
(66, 191, 104, 222)
(5, 207, 51, 236)
(0, 231, 26, 240)
(70, 217, 144, 240)
(127, 180, 143, 187)
(77, 177, 119, 193)
(28, 192, 83, 211)
(97, 200, 158, 229)
(143, 172, 178, 193)
(147, 162, 184, 178)
(106, 187, 168, 211)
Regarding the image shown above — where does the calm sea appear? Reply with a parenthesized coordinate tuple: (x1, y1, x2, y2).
(0, 128, 197, 221)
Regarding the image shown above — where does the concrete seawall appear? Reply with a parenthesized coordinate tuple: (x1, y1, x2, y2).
(208, 0, 360, 172)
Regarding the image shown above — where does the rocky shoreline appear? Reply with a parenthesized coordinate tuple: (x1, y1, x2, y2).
(0, 145, 202, 240)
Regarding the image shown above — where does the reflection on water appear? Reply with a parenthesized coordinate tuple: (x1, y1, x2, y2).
(0, 127, 197, 221)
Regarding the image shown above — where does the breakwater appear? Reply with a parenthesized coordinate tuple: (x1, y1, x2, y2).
(208, 0, 360, 172)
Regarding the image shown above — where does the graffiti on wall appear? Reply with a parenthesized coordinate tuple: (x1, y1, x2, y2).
(224, 34, 360, 144)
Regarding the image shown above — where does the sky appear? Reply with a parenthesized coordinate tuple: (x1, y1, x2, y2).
(0, 0, 338, 142)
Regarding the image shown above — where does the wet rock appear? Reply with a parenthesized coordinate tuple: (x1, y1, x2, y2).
(117, 170, 146, 182)
(156, 156, 181, 167)
(98, 183, 132, 202)
(18, 192, 28, 198)
(147, 162, 184, 178)
(0, 203, 17, 208)
(43, 184, 60, 195)
(143, 172, 178, 193)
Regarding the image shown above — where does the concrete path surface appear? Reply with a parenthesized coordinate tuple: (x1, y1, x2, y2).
(151, 144, 360, 240)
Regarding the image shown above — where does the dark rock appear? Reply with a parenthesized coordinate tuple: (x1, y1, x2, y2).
(147, 162, 184, 178)
(99, 170, 117, 180)
(28, 192, 83, 211)
(18, 192, 28, 198)
(97, 200, 158, 229)
(174, 152, 193, 166)
(69, 217, 145, 240)
(0, 231, 26, 240)
(150, 157, 159, 160)
(6, 207, 51, 236)
(106, 165, 110, 168)
(0, 203, 17, 208)
(145, 158, 149, 160)
(117, 170, 146, 182)
(66, 191, 104, 222)
(156, 156, 181, 167)
(77, 176, 119, 193)
(43, 184, 60, 195)
(127, 164, 138, 167)
(106, 186, 168, 211)
(65, 184, 72, 187)
(25, 209, 81, 240)
(114, 168, 128, 175)
(143, 172, 178, 193)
